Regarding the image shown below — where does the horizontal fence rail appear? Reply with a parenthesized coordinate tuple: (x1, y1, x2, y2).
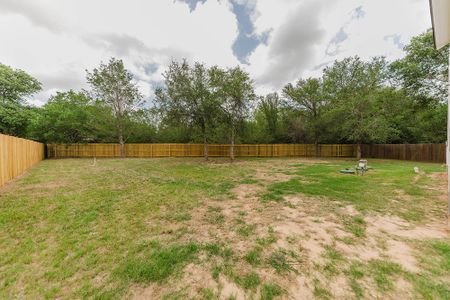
(47, 143, 357, 159)
(0, 134, 45, 187)
(361, 144, 446, 163)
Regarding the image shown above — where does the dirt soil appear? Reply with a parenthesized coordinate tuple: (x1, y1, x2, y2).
(129, 160, 450, 299)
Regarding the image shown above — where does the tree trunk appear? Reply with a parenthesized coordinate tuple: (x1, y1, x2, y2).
(119, 134, 125, 159)
(203, 136, 209, 161)
(230, 127, 235, 162)
(356, 142, 362, 160)
(314, 140, 319, 158)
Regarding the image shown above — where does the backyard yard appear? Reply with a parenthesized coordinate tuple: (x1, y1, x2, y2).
(0, 158, 449, 299)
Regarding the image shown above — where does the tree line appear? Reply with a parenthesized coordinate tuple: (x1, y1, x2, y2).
(0, 30, 448, 159)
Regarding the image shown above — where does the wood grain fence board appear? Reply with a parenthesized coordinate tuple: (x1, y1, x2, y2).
(0, 134, 45, 187)
(361, 144, 446, 163)
(46, 143, 358, 159)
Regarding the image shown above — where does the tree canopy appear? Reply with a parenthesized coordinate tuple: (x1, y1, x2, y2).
(86, 58, 143, 157)
(0, 30, 447, 147)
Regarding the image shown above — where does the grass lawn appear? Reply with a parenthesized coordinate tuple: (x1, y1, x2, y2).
(0, 158, 449, 299)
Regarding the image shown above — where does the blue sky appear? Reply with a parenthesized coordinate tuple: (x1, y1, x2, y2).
(0, 0, 432, 105)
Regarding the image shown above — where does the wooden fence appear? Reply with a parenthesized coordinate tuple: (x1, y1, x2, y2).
(47, 143, 447, 163)
(361, 144, 446, 163)
(47, 143, 357, 158)
(0, 140, 443, 188)
(0, 134, 45, 187)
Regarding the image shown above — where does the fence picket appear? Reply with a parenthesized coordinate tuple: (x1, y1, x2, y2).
(0, 134, 45, 187)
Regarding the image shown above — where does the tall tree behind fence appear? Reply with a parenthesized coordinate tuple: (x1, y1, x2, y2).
(361, 144, 446, 163)
(47, 144, 356, 158)
(0, 134, 45, 187)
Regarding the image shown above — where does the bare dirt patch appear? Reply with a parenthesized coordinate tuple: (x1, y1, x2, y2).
(385, 240, 419, 273)
(366, 214, 448, 239)
(254, 170, 294, 183)
(132, 160, 450, 299)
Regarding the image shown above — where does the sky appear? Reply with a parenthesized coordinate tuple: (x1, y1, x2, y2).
(0, 0, 432, 106)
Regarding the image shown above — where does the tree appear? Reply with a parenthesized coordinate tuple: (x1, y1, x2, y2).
(155, 60, 219, 160)
(0, 63, 41, 137)
(323, 56, 391, 158)
(27, 91, 122, 143)
(0, 63, 41, 104)
(28, 91, 104, 143)
(86, 58, 143, 158)
(283, 78, 327, 153)
(125, 109, 158, 143)
(390, 30, 449, 104)
(0, 102, 36, 137)
(211, 66, 255, 161)
(257, 93, 282, 142)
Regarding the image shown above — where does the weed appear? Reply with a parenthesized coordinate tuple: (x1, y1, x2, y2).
(204, 243, 221, 256)
(346, 262, 365, 298)
(207, 212, 225, 225)
(343, 215, 366, 238)
(367, 260, 402, 291)
(244, 247, 262, 266)
(200, 288, 218, 300)
(208, 206, 222, 213)
(324, 245, 344, 261)
(240, 178, 259, 184)
(211, 265, 222, 280)
(235, 272, 260, 290)
(267, 249, 300, 274)
(260, 283, 284, 300)
(257, 227, 277, 246)
(313, 279, 331, 299)
(164, 212, 191, 222)
(236, 223, 256, 237)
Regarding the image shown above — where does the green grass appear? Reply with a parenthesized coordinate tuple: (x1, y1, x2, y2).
(0, 157, 447, 299)
(347, 262, 365, 298)
(367, 259, 403, 291)
(235, 222, 256, 237)
(263, 161, 444, 221)
(260, 283, 284, 300)
(322, 245, 345, 276)
(235, 272, 261, 290)
(431, 241, 450, 271)
(267, 249, 300, 274)
(256, 226, 277, 246)
(0, 158, 247, 299)
(117, 242, 199, 282)
(207, 211, 226, 225)
(343, 215, 367, 237)
(244, 247, 263, 266)
(408, 240, 450, 299)
(313, 279, 332, 299)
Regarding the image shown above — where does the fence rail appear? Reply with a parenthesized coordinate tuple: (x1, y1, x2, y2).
(47, 143, 357, 158)
(361, 144, 446, 163)
(0, 134, 45, 187)
(47, 143, 447, 163)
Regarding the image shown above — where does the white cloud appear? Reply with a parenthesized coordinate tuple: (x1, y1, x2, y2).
(0, 0, 239, 105)
(0, 0, 433, 104)
(246, 0, 431, 91)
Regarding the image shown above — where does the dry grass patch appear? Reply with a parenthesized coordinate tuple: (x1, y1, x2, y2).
(0, 158, 449, 299)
